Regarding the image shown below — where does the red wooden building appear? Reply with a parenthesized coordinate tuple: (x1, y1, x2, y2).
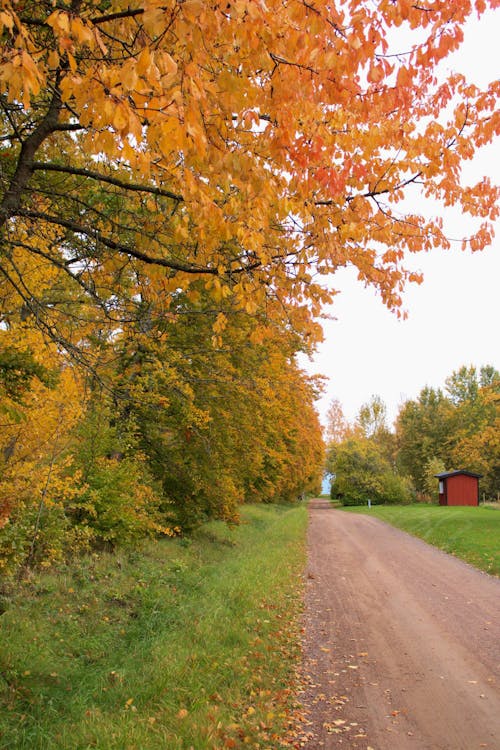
(434, 470, 482, 506)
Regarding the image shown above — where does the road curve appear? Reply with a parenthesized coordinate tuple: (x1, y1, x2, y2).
(299, 499, 500, 750)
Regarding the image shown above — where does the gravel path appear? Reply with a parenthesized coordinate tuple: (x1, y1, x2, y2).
(299, 499, 500, 750)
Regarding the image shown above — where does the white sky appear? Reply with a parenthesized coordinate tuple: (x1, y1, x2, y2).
(304, 9, 500, 429)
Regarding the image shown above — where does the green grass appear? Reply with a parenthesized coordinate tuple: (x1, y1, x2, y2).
(342, 503, 500, 576)
(0, 504, 307, 749)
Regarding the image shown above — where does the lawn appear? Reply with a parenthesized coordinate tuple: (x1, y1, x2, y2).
(0, 504, 307, 749)
(342, 503, 500, 577)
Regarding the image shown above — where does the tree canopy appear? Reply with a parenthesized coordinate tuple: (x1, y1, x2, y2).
(1, 0, 498, 358)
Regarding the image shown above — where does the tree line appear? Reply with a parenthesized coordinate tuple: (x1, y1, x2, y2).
(0, 295, 324, 577)
(326, 365, 500, 505)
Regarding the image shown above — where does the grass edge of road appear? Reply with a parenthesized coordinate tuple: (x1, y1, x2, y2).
(342, 503, 500, 577)
(0, 503, 308, 749)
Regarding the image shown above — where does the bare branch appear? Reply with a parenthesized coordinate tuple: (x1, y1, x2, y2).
(90, 7, 145, 25)
(314, 171, 424, 207)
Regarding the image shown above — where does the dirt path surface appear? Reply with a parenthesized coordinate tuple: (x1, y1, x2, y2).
(299, 500, 500, 750)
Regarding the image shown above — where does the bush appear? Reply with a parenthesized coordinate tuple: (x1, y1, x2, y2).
(379, 471, 415, 505)
(327, 437, 414, 506)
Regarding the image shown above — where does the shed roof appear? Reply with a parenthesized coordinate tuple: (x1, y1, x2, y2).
(434, 470, 483, 479)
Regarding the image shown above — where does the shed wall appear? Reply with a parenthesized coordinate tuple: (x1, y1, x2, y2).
(445, 474, 479, 506)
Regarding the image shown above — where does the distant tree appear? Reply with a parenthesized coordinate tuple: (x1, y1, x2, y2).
(395, 366, 499, 498)
(356, 395, 387, 438)
(479, 365, 500, 389)
(449, 371, 500, 498)
(356, 395, 396, 465)
(325, 398, 350, 445)
(395, 386, 453, 493)
(445, 365, 480, 406)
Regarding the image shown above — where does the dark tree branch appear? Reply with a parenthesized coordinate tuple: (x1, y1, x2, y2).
(14, 208, 220, 275)
(52, 123, 85, 132)
(32, 162, 184, 202)
(90, 7, 145, 25)
(0, 81, 63, 228)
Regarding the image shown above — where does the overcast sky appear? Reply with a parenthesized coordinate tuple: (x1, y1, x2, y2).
(304, 9, 500, 429)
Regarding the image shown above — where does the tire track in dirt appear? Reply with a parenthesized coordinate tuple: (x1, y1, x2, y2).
(299, 499, 500, 750)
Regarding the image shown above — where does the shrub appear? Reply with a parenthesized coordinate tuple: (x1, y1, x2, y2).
(327, 437, 414, 506)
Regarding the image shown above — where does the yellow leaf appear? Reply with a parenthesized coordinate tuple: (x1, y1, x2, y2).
(137, 48, 151, 78)
(47, 50, 60, 69)
(113, 104, 129, 133)
(66, 52, 77, 73)
(0, 11, 14, 31)
(163, 53, 177, 77)
(182, 0, 204, 22)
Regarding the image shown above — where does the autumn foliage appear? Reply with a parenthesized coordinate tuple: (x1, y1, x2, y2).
(396, 365, 500, 499)
(1, 1, 499, 570)
(326, 367, 500, 505)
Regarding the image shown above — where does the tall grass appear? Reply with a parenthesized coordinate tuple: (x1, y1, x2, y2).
(0, 504, 307, 749)
(343, 504, 500, 576)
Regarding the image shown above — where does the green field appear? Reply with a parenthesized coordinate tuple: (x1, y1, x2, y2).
(0, 504, 307, 749)
(343, 504, 500, 576)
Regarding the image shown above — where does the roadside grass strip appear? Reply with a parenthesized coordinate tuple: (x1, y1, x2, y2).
(343, 504, 500, 577)
(0, 504, 307, 749)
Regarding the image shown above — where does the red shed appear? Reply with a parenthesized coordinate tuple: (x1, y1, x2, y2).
(434, 470, 482, 506)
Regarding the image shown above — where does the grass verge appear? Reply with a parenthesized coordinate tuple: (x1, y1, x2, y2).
(342, 504, 500, 577)
(0, 504, 307, 749)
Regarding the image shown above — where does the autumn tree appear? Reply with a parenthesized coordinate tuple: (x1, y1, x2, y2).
(324, 398, 350, 445)
(0, 296, 324, 573)
(447, 366, 500, 497)
(110, 286, 324, 527)
(395, 366, 499, 498)
(0, 0, 498, 360)
(0, 326, 86, 573)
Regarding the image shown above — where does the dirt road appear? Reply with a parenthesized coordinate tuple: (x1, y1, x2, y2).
(299, 500, 500, 750)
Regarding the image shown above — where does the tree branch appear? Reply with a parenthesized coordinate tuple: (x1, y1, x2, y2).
(14, 208, 219, 275)
(314, 171, 424, 206)
(32, 162, 184, 202)
(90, 7, 145, 25)
(0, 82, 63, 228)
